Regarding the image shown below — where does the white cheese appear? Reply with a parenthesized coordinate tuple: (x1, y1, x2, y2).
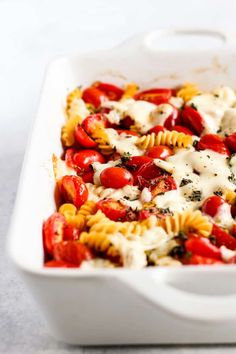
(105, 128, 143, 156)
(153, 158, 174, 173)
(140, 187, 152, 203)
(212, 86, 236, 106)
(68, 98, 90, 120)
(169, 96, 184, 109)
(220, 108, 236, 136)
(214, 203, 234, 229)
(220, 246, 235, 262)
(80, 258, 116, 269)
(150, 103, 175, 126)
(52, 154, 76, 181)
(105, 109, 122, 125)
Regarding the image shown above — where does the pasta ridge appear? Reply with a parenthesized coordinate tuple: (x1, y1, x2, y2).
(136, 131, 193, 150)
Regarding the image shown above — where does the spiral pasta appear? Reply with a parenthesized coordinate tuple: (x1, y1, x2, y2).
(90, 127, 114, 155)
(177, 82, 201, 102)
(224, 189, 236, 205)
(61, 115, 82, 147)
(136, 131, 193, 150)
(80, 230, 120, 259)
(66, 87, 82, 118)
(59, 203, 77, 219)
(121, 83, 139, 100)
(156, 210, 212, 237)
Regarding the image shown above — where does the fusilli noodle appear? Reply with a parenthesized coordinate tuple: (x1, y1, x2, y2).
(61, 115, 82, 146)
(136, 131, 193, 150)
(121, 83, 139, 100)
(177, 82, 201, 102)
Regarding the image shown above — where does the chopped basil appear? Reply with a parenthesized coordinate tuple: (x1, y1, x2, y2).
(187, 190, 202, 202)
(169, 245, 185, 258)
(180, 178, 193, 187)
(190, 103, 198, 111)
(214, 190, 223, 197)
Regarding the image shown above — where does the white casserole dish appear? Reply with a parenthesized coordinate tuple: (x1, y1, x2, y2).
(8, 29, 236, 345)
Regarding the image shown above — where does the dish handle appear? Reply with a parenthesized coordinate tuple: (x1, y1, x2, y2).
(117, 271, 236, 322)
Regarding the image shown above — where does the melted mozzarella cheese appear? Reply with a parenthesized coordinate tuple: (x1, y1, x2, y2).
(68, 98, 90, 120)
(105, 128, 143, 156)
(187, 88, 235, 134)
(150, 103, 174, 126)
(214, 203, 234, 229)
(220, 108, 236, 136)
(169, 96, 184, 109)
(140, 187, 152, 203)
(220, 246, 235, 262)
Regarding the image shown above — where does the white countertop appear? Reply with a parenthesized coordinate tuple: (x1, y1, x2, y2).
(2, 0, 236, 352)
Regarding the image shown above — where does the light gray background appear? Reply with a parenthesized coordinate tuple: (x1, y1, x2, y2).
(2, 0, 236, 353)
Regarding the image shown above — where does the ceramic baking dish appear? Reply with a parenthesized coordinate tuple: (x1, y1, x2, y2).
(8, 29, 236, 345)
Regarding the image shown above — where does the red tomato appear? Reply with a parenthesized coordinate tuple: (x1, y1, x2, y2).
(82, 87, 107, 108)
(43, 213, 66, 255)
(97, 198, 127, 221)
(224, 133, 236, 152)
(73, 150, 105, 172)
(146, 145, 173, 160)
(74, 126, 97, 148)
(125, 156, 153, 171)
(116, 129, 139, 137)
(163, 106, 181, 130)
(170, 125, 194, 136)
(65, 148, 77, 169)
(149, 125, 166, 134)
(198, 134, 230, 155)
(231, 205, 236, 218)
(93, 81, 124, 101)
(138, 208, 171, 221)
(82, 114, 108, 134)
(121, 116, 135, 129)
(100, 167, 133, 189)
(202, 195, 225, 217)
(150, 175, 177, 197)
(134, 88, 172, 105)
(182, 106, 204, 136)
(133, 161, 162, 184)
(60, 175, 88, 208)
(44, 260, 77, 268)
(81, 170, 94, 183)
(63, 225, 80, 241)
(212, 224, 236, 250)
(185, 254, 224, 265)
(53, 241, 93, 266)
(185, 236, 221, 260)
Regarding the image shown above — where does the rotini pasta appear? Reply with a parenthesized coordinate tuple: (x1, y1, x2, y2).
(136, 131, 193, 150)
(224, 189, 236, 205)
(61, 115, 82, 146)
(66, 87, 83, 119)
(177, 82, 201, 102)
(90, 127, 114, 155)
(120, 83, 139, 100)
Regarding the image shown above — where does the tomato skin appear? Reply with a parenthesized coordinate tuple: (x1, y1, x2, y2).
(73, 150, 105, 172)
(202, 195, 225, 217)
(116, 129, 139, 137)
(198, 134, 230, 155)
(82, 114, 108, 134)
(43, 213, 66, 255)
(81, 170, 94, 183)
(100, 167, 134, 189)
(93, 81, 124, 101)
(65, 148, 77, 169)
(60, 175, 88, 208)
(146, 145, 173, 160)
(82, 87, 107, 108)
(182, 106, 204, 136)
(63, 225, 80, 241)
(125, 156, 153, 171)
(97, 198, 127, 221)
(53, 241, 93, 265)
(150, 175, 177, 197)
(170, 125, 194, 136)
(185, 237, 221, 260)
(134, 88, 172, 105)
(121, 116, 135, 129)
(149, 125, 166, 134)
(224, 133, 236, 152)
(212, 224, 236, 250)
(44, 260, 77, 268)
(163, 106, 181, 130)
(74, 126, 97, 148)
(185, 254, 224, 265)
(133, 161, 162, 185)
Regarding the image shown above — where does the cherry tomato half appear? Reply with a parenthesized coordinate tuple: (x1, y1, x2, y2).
(60, 175, 88, 208)
(82, 87, 107, 108)
(92, 81, 124, 101)
(134, 88, 172, 105)
(44, 260, 77, 268)
(202, 195, 225, 218)
(170, 125, 194, 136)
(63, 225, 80, 241)
(74, 125, 97, 148)
(185, 236, 221, 260)
(43, 213, 66, 255)
(224, 132, 236, 153)
(125, 156, 153, 171)
(211, 224, 236, 250)
(146, 145, 173, 160)
(65, 148, 77, 169)
(73, 150, 105, 172)
(184, 254, 224, 265)
(150, 175, 177, 197)
(198, 134, 230, 155)
(81, 170, 94, 183)
(133, 161, 162, 185)
(53, 241, 93, 266)
(149, 125, 166, 134)
(116, 129, 139, 137)
(121, 116, 135, 129)
(182, 106, 204, 136)
(82, 113, 108, 134)
(97, 198, 127, 221)
(100, 167, 134, 189)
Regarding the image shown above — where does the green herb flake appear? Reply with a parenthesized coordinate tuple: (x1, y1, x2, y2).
(180, 178, 193, 187)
